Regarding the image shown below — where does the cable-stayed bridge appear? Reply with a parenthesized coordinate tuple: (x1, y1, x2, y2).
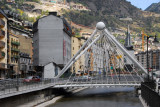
(54, 22, 147, 88)
(0, 22, 149, 99)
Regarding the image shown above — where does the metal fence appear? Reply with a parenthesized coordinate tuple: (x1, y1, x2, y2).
(141, 82, 160, 107)
(0, 77, 142, 99)
(0, 78, 55, 96)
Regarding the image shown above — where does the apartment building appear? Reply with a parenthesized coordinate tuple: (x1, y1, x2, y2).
(135, 50, 160, 70)
(17, 35, 33, 60)
(8, 32, 20, 76)
(4, 9, 33, 78)
(71, 37, 86, 74)
(19, 52, 33, 77)
(0, 9, 8, 79)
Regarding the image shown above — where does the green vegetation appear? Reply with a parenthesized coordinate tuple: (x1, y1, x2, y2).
(64, 0, 160, 39)
(63, 10, 101, 26)
(36, 10, 49, 20)
(71, 26, 80, 37)
(0, 0, 40, 23)
(119, 39, 125, 44)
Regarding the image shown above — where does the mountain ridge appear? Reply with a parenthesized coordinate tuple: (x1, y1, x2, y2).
(64, 0, 160, 35)
(145, 2, 160, 14)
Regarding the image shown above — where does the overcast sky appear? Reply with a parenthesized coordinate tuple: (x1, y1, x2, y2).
(127, 0, 160, 10)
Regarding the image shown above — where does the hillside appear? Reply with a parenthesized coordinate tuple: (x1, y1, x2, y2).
(1, 0, 160, 37)
(145, 2, 160, 14)
(64, 0, 160, 36)
(67, 0, 141, 18)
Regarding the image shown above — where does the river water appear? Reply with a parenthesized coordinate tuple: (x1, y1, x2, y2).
(48, 87, 142, 107)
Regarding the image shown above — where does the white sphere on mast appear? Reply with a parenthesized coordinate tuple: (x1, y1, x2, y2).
(96, 22, 105, 30)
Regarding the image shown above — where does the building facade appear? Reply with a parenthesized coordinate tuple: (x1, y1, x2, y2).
(19, 52, 33, 77)
(0, 9, 8, 79)
(71, 37, 86, 74)
(85, 44, 105, 76)
(17, 35, 33, 61)
(8, 32, 20, 76)
(4, 9, 33, 78)
(135, 50, 160, 71)
(33, 12, 72, 76)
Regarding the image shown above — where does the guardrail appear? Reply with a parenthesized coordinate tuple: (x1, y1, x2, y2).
(0, 78, 69, 98)
(141, 82, 160, 107)
(0, 79, 55, 97)
(0, 77, 142, 99)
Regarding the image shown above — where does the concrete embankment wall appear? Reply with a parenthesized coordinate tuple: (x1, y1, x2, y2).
(36, 87, 87, 107)
(0, 88, 69, 107)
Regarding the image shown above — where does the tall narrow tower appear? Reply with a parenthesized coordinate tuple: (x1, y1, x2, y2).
(124, 25, 133, 50)
(124, 25, 135, 71)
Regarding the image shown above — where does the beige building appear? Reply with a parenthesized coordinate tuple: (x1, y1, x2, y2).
(17, 35, 33, 58)
(17, 35, 33, 77)
(0, 10, 8, 79)
(8, 31, 20, 75)
(71, 37, 86, 75)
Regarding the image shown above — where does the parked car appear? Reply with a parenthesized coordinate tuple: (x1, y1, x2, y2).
(23, 76, 40, 82)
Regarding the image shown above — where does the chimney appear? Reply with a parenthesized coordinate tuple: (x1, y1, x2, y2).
(49, 12, 57, 16)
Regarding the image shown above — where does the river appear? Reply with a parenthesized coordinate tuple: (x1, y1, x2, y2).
(48, 87, 142, 107)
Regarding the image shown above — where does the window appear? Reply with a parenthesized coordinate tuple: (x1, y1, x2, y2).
(73, 47, 74, 50)
(137, 56, 139, 61)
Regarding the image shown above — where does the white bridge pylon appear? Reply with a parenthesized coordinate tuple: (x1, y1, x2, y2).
(55, 22, 147, 88)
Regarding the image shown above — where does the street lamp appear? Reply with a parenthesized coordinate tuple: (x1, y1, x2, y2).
(153, 35, 159, 48)
(147, 36, 150, 81)
(152, 35, 159, 80)
(146, 35, 159, 81)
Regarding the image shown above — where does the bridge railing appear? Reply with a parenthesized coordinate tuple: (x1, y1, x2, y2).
(0, 78, 56, 97)
(0, 78, 71, 97)
(141, 82, 160, 107)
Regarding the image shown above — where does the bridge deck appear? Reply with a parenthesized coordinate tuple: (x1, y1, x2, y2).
(54, 83, 141, 88)
(0, 76, 142, 99)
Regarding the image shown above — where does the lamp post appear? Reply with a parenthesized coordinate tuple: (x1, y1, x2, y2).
(147, 36, 150, 81)
(146, 35, 159, 81)
(152, 35, 159, 80)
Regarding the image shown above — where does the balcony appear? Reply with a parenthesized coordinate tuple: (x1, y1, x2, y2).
(0, 19, 5, 28)
(11, 41, 20, 46)
(0, 51, 5, 59)
(0, 41, 5, 48)
(0, 63, 5, 69)
(0, 30, 5, 38)
(11, 55, 20, 59)
(11, 48, 20, 52)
